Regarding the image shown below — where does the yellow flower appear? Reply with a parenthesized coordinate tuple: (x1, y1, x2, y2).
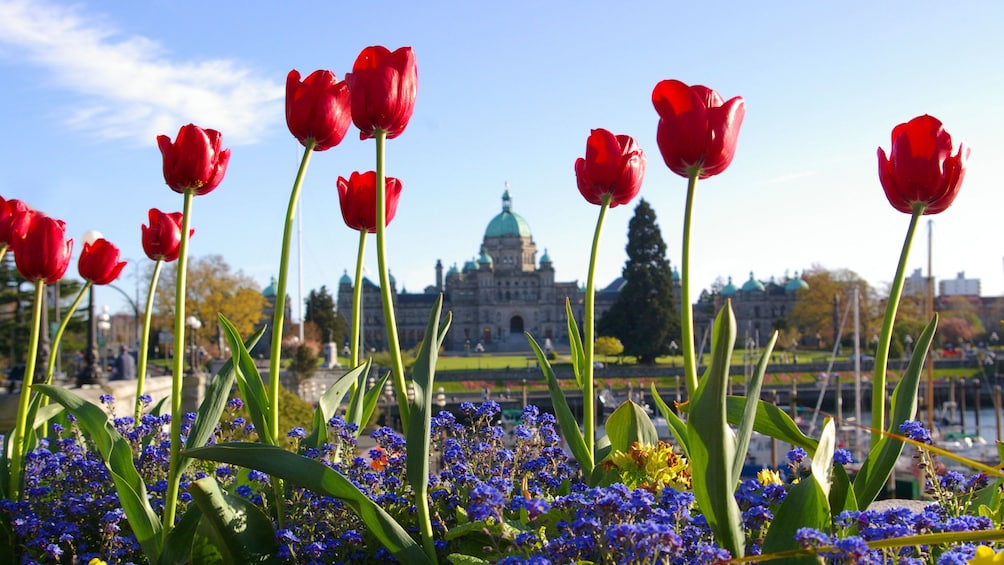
(757, 468, 783, 486)
(969, 546, 1004, 564)
(88, 559, 108, 565)
(605, 441, 691, 491)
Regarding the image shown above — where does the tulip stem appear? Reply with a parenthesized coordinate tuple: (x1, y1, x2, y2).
(164, 190, 194, 535)
(871, 204, 924, 445)
(269, 141, 315, 442)
(680, 170, 700, 397)
(8, 280, 44, 500)
(350, 231, 367, 368)
(136, 259, 163, 422)
(583, 195, 610, 461)
(374, 129, 410, 429)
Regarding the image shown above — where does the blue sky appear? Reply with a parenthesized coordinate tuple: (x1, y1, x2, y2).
(1, 0, 1003, 321)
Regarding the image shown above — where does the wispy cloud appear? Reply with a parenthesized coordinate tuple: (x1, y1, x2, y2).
(0, 0, 283, 145)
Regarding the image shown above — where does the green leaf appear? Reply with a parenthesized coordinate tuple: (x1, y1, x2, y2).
(447, 554, 490, 565)
(187, 325, 266, 455)
(344, 359, 373, 432)
(829, 462, 858, 517)
(762, 475, 831, 564)
(188, 476, 279, 564)
(305, 359, 371, 449)
(732, 330, 778, 485)
(854, 314, 936, 508)
(406, 295, 451, 561)
(650, 383, 690, 459)
(811, 419, 836, 498)
(361, 370, 391, 432)
(564, 298, 585, 390)
(603, 400, 658, 455)
(158, 504, 204, 565)
(185, 443, 433, 564)
(527, 332, 592, 477)
(726, 396, 818, 453)
(686, 301, 744, 558)
(35, 384, 163, 561)
(218, 314, 273, 445)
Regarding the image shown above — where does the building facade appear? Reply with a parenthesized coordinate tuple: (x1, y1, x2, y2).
(337, 191, 595, 352)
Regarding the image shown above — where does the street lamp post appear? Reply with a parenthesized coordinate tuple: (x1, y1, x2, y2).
(76, 230, 104, 387)
(186, 316, 202, 374)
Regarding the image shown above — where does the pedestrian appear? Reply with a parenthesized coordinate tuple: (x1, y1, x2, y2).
(112, 345, 136, 381)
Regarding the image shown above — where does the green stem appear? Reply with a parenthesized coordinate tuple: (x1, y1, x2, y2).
(135, 259, 163, 422)
(44, 282, 91, 385)
(350, 230, 367, 368)
(680, 170, 700, 396)
(583, 195, 610, 461)
(8, 281, 44, 500)
(871, 204, 924, 445)
(269, 141, 315, 442)
(374, 129, 409, 429)
(164, 190, 194, 536)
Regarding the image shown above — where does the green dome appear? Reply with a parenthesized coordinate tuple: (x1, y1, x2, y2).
(484, 190, 532, 238)
(263, 276, 278, 298)
(339, 270, 352, 286)
(741, 272, 765, 292)
(785, 272, 809, 292)
(463, 259, 477, 272)
(478, 248, 493, 265)
(671, 267, 680, 281)
(540, 248, 551, 264)
(721, 276, 737, 297)
(447, 263, 460, 275)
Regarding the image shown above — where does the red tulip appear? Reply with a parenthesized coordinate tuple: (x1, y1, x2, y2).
(78, 238, 127, 285)
(337, 171, 403, 233)
(286, 69, 352, 151)
(157, 124, 231, 195)
(346, 46, 418, 140)
(652, 80, 745, 179)
(12, 215, 72, 284)
(0, 199, 36, 247)
(878, 114, 969, 215)
(142, 208, 190, 262)
(575, 128, 646, 208)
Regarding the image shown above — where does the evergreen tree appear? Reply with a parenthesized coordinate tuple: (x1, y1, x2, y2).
(598, 199, 680, 364)
(304, 285, 345, 344)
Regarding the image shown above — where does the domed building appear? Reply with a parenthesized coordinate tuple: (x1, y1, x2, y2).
(337, 191, 590, 352)
(694, 271, 809, 347)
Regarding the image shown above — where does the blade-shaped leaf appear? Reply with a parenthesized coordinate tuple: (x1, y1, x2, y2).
(811, 418, 836, 498)
(686, 301, 744, 558)
(565, 298, 585, 389)
(406, 295, 450, 560)
(35, 384, 163, 561)
(726, 396, 818, 453)
(732, 330, 778, 485)
(762, 474, 831, 564)
(219, 314, 273, 445)
(854, 314, 936, 508)
(344, 359, 374, 432)
(527, 332, 592, 477)
(186, 443, 432, 564)
(604, 400, 659, 455)
(158, 503, 204, 565)
(188, 476, 279, 564)
(305, 359, 371, 449)
(361, 370, 391, 432)
(829, 461, 858, 517)
(187, 325, 266, 455)
(650, 383, 690, 459)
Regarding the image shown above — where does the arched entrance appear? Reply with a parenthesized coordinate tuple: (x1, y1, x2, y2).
(509, 315, 524, 335)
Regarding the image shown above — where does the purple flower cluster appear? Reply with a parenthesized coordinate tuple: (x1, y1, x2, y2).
(3, 402, 1001, 563)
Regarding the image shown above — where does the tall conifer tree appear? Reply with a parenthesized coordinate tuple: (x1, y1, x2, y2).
(598, 199, 680, 364)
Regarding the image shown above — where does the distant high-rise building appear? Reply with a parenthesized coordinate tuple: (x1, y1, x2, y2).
(903, 268, 932, 298)
(939, 271, 980, 297)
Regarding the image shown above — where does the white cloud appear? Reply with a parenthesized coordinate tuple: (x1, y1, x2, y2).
(0, 0, 283, 145)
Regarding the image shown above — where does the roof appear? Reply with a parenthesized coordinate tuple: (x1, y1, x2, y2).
(741, 272, 765, 292)
(484, 190, 532, 238)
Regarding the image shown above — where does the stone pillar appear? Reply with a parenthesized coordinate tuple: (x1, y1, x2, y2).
(182, 373, 205, 414)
